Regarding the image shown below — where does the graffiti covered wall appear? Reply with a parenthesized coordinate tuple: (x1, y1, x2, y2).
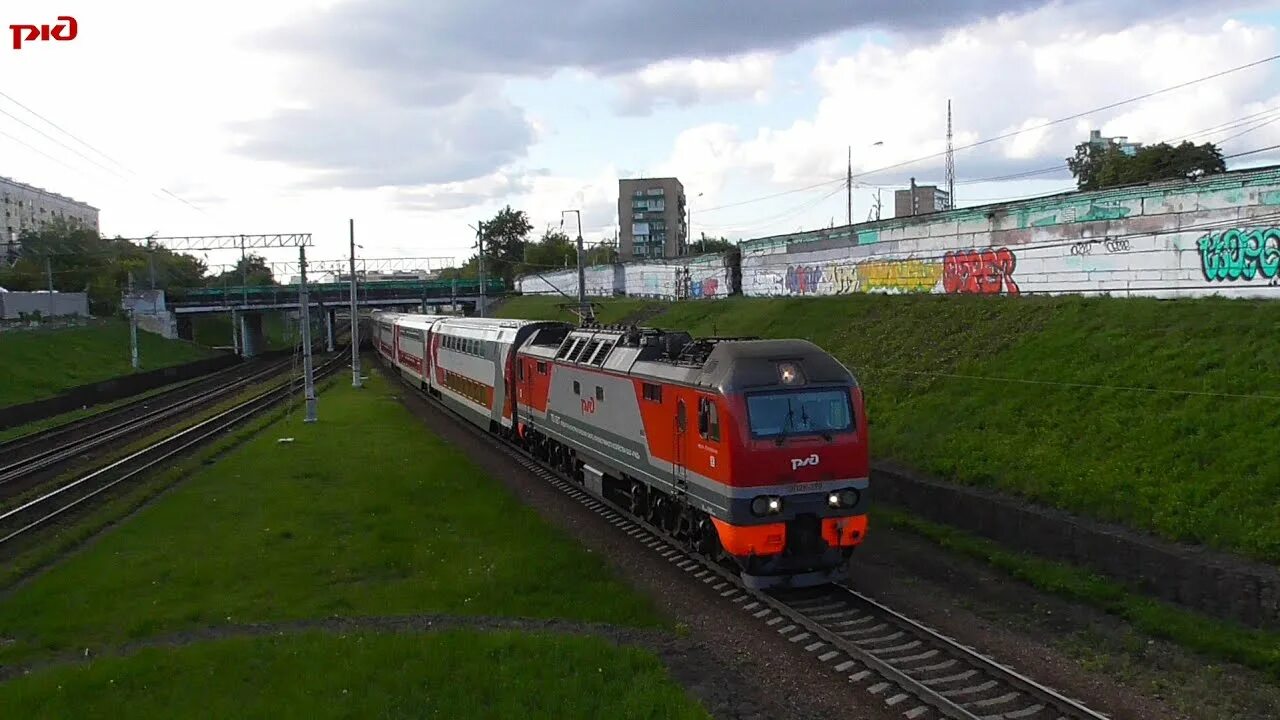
(517, 252, 736, 301)
(741, 167, 1280, 299)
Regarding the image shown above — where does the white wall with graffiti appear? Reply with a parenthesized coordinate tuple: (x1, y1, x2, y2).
(740, 165, 1280, 299)
(516, 252, 737, 300)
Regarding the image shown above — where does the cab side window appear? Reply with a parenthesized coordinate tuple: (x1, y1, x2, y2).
(697, 397, 720, 442)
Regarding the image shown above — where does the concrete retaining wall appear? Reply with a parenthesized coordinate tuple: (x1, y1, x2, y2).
(516, 252, 738, 300)
(0, 291, 90, 319)
(0, 352, 241, 430)
(740, 166, 1280, 299)
(873, 459, 1280, 629)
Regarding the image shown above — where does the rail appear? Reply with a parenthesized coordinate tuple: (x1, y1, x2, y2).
(383, 356, 1111, 720)
(0, 352, 348, 547)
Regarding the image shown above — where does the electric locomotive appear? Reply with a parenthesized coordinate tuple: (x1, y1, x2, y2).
(372, 310, 870, 588)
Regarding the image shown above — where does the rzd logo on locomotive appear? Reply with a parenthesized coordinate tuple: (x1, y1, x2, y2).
(580, 397, 596, 415)
(790, 453, 819, 470)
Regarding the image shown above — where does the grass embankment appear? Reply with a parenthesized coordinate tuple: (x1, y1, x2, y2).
(0, 630, 705, 719)
(0, 319, 217, 407)
(879, 508, 1280, 679)
(0, 373, 701, 717)
(501, 295, 1280, 565)
(498, 295, 665, 325)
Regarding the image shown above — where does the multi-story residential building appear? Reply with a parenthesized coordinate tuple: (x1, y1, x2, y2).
(1, 175, 99, 241)
(618, 177, 686, 260)
(1086, 129, 1142, 157)
(894, 179, 952, 217)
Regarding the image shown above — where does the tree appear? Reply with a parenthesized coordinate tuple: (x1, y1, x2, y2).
(690, 233, 736, 254)
(0, 221, 210, 315)
(1067, 139, 1225, 191)
(478, 206, 533, 287)
(204, 253, 275, 288)
(523, 227, 576, 270)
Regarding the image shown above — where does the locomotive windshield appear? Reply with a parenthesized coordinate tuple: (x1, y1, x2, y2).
(746, 389, 853, 439)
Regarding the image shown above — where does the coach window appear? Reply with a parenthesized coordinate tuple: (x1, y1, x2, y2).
(698, 397, 720, 442)
(518, 360, 525, 381)
(595, 386, 604, 401)
(676, 399, 687, 433)
(573, 381, 581, 395)
(537, 361, 548, 375)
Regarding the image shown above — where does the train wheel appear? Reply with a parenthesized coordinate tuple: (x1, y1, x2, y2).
(693, 514, 723, 560)
(627, 481, 648, 517)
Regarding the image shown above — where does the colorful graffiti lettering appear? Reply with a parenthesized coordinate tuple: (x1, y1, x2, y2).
(828, 264, 859, 293)
(785, 265, 824, 294)
(1197, 228, 1280, 282)
(688, 277, 720, 299)
(942, 248, 1020, 295)
(857, 259, 943, 293)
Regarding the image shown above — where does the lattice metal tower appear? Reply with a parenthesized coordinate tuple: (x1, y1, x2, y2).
(945, 99, 955, 208)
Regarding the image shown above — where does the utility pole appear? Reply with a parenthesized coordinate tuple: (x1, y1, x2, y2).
(560, 210, 584, 316)
(44, 255, 53, 319)
(147, 239, 157, 314)
(127, 271, 139, 369)
(847, 145, 852, 226)
(299, 245, 317, 422)
(476, 221, 486, 318)
(946, 99, 956, 209)
(349, 219, 362, 388)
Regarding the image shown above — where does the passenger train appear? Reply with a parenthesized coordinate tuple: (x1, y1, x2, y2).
(370, 310, 870, 588)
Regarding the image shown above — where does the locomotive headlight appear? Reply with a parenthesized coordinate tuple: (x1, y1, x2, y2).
(827, 489, 861, 508)
(751, 496, 783, 516)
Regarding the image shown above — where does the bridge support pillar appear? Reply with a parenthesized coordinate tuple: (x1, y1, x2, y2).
(239, 312, 265, 358)
(325, 308, 335, 351)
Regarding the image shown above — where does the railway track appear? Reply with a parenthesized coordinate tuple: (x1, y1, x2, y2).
(384, 358, 1112, 720)
(0, 351, 347, 549)
(0, 354, 298, 489)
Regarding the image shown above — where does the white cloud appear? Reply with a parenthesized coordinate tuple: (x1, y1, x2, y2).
(614, 54, 777, 115)
(660, 6, 1280, 209)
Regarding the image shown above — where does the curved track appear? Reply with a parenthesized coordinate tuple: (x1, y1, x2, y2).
(385, 357, 1112, 720)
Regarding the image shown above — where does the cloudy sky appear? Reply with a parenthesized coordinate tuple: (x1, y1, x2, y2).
(2, 0, 1279, 274)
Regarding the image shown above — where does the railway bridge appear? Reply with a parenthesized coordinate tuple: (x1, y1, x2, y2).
(166, 278, 505, 356)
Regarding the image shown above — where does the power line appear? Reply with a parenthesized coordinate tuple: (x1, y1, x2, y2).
(698, 52, 1280, 214)
(1223, 144, 1280, 160)
(852, 52, 1280, 183)
(0, 89, 209, 216)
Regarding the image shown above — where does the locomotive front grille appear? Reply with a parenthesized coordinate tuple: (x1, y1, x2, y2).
(784, 513, 823, 557)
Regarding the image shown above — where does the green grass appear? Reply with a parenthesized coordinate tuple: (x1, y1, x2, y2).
(0, 629, 710, 719)
(501, 294, 1280, 563)
(0, 378, 329, 589)
(877, 507, 1280, 679)
(0, 372, 662, 665)
(0, 319, 218, 407)
(497, 296, 666, 325)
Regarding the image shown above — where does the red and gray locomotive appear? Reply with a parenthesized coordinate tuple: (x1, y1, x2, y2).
(372, 310, 870, 588)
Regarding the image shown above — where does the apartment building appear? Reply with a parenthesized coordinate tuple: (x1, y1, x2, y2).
(618, 177, 686, 260)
